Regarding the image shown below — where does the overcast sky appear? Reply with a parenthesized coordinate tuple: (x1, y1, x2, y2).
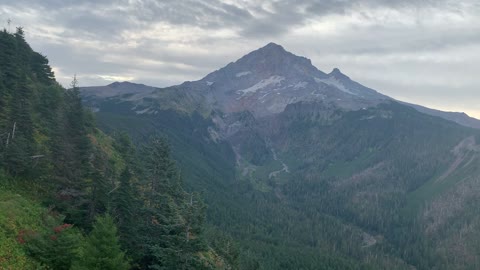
(1, 0, 479, 117)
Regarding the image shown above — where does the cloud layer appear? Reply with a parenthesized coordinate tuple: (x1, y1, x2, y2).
(1, 0, 479, 116)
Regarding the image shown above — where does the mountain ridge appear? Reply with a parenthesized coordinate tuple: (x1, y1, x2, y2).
(82, 42, 480, 128)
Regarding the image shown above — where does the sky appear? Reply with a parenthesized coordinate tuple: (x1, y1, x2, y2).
(1, 0, 479, 117)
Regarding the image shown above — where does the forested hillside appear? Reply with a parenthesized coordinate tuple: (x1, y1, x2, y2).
(0, 28, 237, 269)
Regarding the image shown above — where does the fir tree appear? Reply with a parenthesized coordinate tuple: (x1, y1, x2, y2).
(57, 76, 93, 227)
(73, 214, 129, 270)
(139, 136, 210, 269)
(112, 167, 142, 261)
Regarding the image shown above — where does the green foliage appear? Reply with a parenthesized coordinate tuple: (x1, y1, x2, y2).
(0, 29, 229, 270)
(72, 214, 129, 270)
(205, 228, 240, 269)
(25, 219, 82, 270)
(112, 168, 138, 250)
(0, 184, 43, 270)
(0, 28, 94, 226)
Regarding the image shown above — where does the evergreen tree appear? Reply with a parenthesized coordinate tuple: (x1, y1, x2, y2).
(0, 72, 8, 134)
(64, 75, 91, 180)
(73, 214, 130, 270)
(112, 167, 138, 252)
(205, 228, 240, 269)
(55, 76, 94, 227)
(138, 136, 210, 269)
(88, 169, 110, 220)
(25, 216, 82, 270)
(142, 136, 183, 207)
(30, 52, 55, 84)
(181, 192, 208, 263)
(2, 29, 35, 176)
(139, 136, 184, 268)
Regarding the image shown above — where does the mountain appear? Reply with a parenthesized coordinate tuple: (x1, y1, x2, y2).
(82, 43, 480, 269)
(82, 42, 480, 129)
(84, 43, 388, 117)
(81, 81, 156, 98)
(400, 101, 480, 129)
(196, 42, 387, 116)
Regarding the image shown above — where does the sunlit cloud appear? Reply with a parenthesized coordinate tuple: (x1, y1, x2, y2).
(98, 75, 136, 82)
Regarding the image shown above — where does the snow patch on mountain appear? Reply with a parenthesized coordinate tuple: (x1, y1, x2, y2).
(267, 96, 297, 112)
(237, 75, 285, 96)
(292, 81, 308, 90)
(207, 126, 221, 142)
(259, 92, 272, 101)
(315, 77, 356, 96)
(236, 71, 252, 77)
(135, 108, 151, 114)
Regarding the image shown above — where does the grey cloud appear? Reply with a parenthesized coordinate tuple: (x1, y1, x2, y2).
(2, 0, 466, 39)
(2, 0, 253, 40)
(1, 0, 480, 117)
(239, 0, 463, 37)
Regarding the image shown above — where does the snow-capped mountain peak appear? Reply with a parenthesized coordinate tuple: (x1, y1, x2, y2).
(194, 43, 387, 116)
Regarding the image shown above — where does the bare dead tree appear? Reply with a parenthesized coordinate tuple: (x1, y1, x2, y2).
(31, 155, 45, 167)
(107, 185, 120, 195)
(11, 122, 16, 140)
